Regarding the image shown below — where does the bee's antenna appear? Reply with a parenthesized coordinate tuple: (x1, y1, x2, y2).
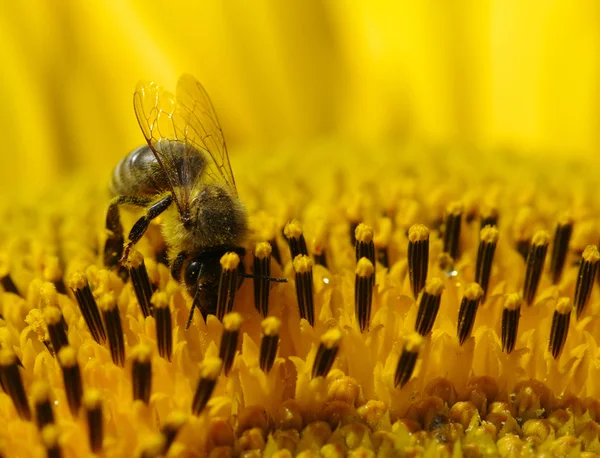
(241, 273, 288, 283)
(185, 303, 196, 330)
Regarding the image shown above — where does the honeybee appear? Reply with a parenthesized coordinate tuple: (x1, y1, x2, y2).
(104, 74, 248, 324)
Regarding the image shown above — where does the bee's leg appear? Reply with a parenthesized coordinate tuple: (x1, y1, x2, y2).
(170, 251, 187, 282)
(104, 196, 152, 269)
(121, 195, 173, 264)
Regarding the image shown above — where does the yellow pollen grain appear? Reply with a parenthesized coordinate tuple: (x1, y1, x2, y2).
(223, 312, 243, 332)
(424, 278, 445, 296)
(261, 316, 281, 336)
(504, 293, 523, 311)
(25, 309, 48, 342)
(355, 257, 374, 278)
(42, 306, 63, 326)
(151, 292, 169, 310)
(31, 381, 51, 403)
(480, 225, 499, 243)
(532, 230, 551, 247)
(0, 349, 17, 366)
(199, 357, 223, 380)
(164, 410, 187, 429)
(293, 254, 313, 273)
(408, 224, 429, 243)
(40, 282, 58, 307)
(404, 332, 423, 353)
(220, 252, 240, 271)
(446, 201, 464, 216)
(128, 249, 144, 268)
(254, 241, 272, 259)
(41, 425, 60, 449)
(83, 389, 102, 409)
(464, 283, 484, 301)
(582, 245, 600, 264)
(97, 293, 117, 312)
(284, 219, 303, 239)
(354, 223, 373, 243)
(556, 297, 572, 315)
(320, 328, 342, 349)
(67, 271, 87, 290)
(57, 346, 77, 368)
(131, 343, 152, 363)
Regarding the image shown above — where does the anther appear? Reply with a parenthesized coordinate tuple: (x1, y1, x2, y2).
(408, 224, 430, 298)
(549, 297, 572, 360)
(259, 317, 281, 373)
(152, 292, 172, 361)
(43, 307, 69, 355)
(312, 328, 342, 379)
(414, 278, 445, 336)
(456, 283, 484, 345)
(253, 242, 272, 317)
(160, 411, 187, 455)
(549, 215, 573, 285)
(42, 425, 62, 458)
(40, 282, 67, 331)
(58, 346, 83, 416)
(128, 250, 154, 318)
(480, 205, 499, 231)
(355, 223, 376, 270)
(501, 293, 522, 354)
(0, 349, 31, 420)
(215, 252, 241, 322)
(293, 255, 315, 326)
(98, 293, 125, 366)
(394, 332, 423, 388)
(522, 230, 550, 306)
(219, 312, 242, 375)
(32, 381, 55, 430)
(574, 245, 600, 318)
(284, 219, 309, 260)
(192, 357, 222, 416)
(443, 201, 464, 260)
(132, 344, 152, 404)
(1, 273, 20, 296)
(269, 238, 282, 266)
(355, 257, 375, 332)
(84, 390, 103, 453)
(475, 226, 499, 303)
(68, 272, 106, 344)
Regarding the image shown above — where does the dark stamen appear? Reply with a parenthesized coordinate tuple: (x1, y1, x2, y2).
(394, 332, 423, 388)
(58, 346, 83, 417)
(475, 226, 499, 303)
(480, 205, 499, 231)
(355, 223, 376, 278)
(160, 411, 187, 455)
(192, 357, 222, 416)
(312, 328, 342, 379)
(293, 255, 315, 326)
(68, 272, 107, 344)
(32, 381, 55, 430)
(152, 292, 172, 361)
(0, 349, 31, 420)
(443, 201, 463, 260)
(1, 273, 20, 296)
(269, 238, 282, 266)
(522, 230, 550, 306)
(284, 220, 309, 260)
(549, 297, 572, 360)
(253, 242, 272, 317)
(42, 425, 62, 458)
(128, 250, 154, 318)
(215, 252, 240, 322)
(549, 215, 573, 285)
(501, 293, 522, 354)
(414, 278, 445, 336)
(355, 257, 374, 332)
(43, 307, 69, 355)
(219, 313, 242, 375)
(259, 317, 281, 373)
(408, 224, 430, 298)
(98, 294, 125, 367)
(132, 344, 152, 404)
(84, 390, 103, 453)
(457, 283, 484, 345)
(574, 245, 600, 319)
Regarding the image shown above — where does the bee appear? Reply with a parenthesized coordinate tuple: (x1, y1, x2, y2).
(104, 74, 250, 325)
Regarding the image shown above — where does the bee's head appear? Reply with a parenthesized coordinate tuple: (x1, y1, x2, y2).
(183, 248, 245, 321)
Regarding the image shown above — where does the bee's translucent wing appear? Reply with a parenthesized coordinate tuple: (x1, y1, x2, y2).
(175, 74, 238, 195)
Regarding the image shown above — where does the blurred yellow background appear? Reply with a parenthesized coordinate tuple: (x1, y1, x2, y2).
(1, 1, 598, 195)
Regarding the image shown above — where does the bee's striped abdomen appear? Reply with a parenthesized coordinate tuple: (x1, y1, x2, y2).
(109, 145, 170, 197)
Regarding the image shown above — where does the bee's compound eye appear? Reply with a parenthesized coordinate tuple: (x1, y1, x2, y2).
(185, 260, 202, 287)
